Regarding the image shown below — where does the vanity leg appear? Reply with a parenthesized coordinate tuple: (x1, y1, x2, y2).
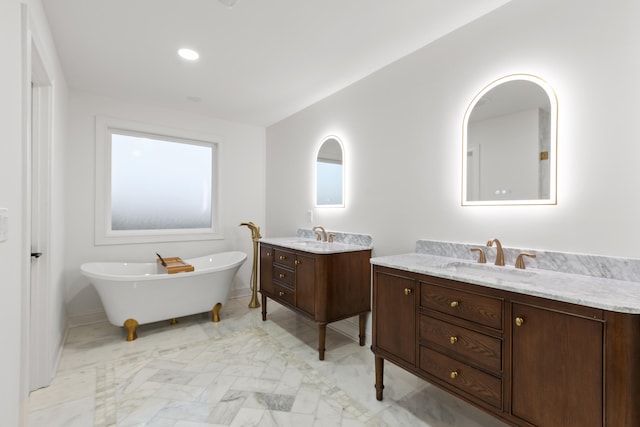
(318, 322, 327, 360)
(359, 313, 366, 346)
(375, 355, 385, 401)
(261, 294, 267, 321)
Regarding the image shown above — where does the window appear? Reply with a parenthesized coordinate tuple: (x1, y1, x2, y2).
(95, 116, 221, 244)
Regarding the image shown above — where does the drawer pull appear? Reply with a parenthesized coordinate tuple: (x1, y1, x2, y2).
(515, 316, 525, 327)
(450, 336, 458, 345)
(404, 288, 413, 295)
(279, 273, 286, 279)
(295, 259, 301, 265)
(278, 291, 285, 297)
(266, 251, 271, 257)
(279, 255, 287, 261)
(450, 370, 459, 379)
(450, 301, 460, 308)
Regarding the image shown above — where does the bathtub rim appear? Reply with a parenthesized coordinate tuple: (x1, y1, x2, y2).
(80, 251, 247, 282)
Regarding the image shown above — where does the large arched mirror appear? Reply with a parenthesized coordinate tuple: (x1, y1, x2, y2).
(315, 136, 344, 207)
(462, 74, 557, 205)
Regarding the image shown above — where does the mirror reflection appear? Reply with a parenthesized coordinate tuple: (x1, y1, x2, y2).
(462, 74, 557, 205)
(316, 136, 344, 207)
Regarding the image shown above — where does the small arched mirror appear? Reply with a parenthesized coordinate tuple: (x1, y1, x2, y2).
(462, 74, 557, 205)
(316, 136, 344, 207)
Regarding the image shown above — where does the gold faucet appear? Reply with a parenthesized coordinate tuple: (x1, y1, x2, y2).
(486, 238, 505, 266)
(470, 247, 487, 263)
(515, 252, 536, 269)
(312, 225, 328, 242)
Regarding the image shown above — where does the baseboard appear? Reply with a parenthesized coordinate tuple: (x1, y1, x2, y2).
(328, 316, 371, 347)
(51, 325, 69, 380)
(228, 288, 252, 300)
(67, 310, 108, 328)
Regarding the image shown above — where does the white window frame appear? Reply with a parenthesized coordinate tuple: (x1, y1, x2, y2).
(94, 116, 222, 245)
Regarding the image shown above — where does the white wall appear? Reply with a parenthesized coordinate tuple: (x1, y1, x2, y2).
(0, 2, 27, 423)
(65, 90, 266, 325)
(266, 0, 640, 259)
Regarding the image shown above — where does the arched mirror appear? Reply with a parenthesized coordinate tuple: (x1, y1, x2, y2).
(462, 74, 557, 205)
(316, 136, 344, 207)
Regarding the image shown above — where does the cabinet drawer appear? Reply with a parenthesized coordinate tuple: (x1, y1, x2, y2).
(273, 283, 295, 305)
(420, 347, 502, 409)
(419, 315, 501, 372)
(273, 248, 295, 268)
(273, 265, 295, 287)
(421, 282, 503, 330)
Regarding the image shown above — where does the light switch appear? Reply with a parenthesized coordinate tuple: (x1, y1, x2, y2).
(0, 208, 7, 242)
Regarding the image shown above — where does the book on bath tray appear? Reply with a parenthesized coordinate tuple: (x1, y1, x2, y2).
(156, 254, 194, 274)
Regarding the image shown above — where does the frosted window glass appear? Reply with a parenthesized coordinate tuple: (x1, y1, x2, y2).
(111, 133, 213, 230)
(316, 161, 343, 205)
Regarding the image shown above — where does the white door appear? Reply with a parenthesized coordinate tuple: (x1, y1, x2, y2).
(29, 47, 53, 392)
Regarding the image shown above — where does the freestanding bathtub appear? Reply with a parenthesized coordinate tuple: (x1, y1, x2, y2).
(81, 251, 247, 341)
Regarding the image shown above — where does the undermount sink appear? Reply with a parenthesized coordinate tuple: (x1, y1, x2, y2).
(440, 261, 537, 281)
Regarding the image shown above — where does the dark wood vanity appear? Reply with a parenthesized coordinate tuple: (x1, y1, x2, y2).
(372, 264, 640, 427)
(259, 242, 371, 360)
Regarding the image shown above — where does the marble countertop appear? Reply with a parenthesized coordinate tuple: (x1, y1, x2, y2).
(260, 237, 372, 254)
(371, 252, 640, 314)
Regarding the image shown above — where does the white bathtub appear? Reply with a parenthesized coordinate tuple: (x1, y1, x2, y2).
(81, 251, 247, 340)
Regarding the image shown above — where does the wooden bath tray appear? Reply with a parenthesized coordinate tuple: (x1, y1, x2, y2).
(157, 257, 194, 274)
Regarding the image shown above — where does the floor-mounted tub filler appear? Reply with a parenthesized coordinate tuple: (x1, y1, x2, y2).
(81, 251, 247, 341)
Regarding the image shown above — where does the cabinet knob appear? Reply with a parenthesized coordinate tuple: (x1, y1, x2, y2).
(404, 288, 413, 295)
(279, 273, 286, 279)
(266, 252, 271, 257)
(279, 255, 286, 261)
(278, 291, 285, 297)
(515, 317, 524, 327)
(295, 259, 301, 265)
(450, 336, 458, 345)
(450, 301, 460, 308)
(450, 370, 459, 379)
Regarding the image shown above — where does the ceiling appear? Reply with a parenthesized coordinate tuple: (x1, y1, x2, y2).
(41, 0, 511, 127)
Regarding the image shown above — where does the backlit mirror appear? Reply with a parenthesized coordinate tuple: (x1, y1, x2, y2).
(316, 136, 344, 207)
(462, 74, 557, 205)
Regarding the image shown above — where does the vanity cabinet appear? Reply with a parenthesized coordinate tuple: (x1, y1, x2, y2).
(372, 265, 640, 427)
(260, 243, 371, 360)
(374, 270, 416, 365)
(511, 300, 603, 427)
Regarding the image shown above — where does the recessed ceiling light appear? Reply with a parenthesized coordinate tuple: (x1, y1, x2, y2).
(178, 48, 199, 61)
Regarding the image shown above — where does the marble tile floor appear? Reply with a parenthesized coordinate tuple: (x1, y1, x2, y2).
(28, 298, 508, 427)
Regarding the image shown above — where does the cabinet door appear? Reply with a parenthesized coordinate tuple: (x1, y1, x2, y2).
(374, 270, 416, 365)
(511, 303, 603, 427)
(259, 244, 274, 294)
(295, 252, 316, 316)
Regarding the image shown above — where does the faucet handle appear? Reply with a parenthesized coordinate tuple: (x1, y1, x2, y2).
(470, 247, 487, 264)
(515, 252, 536, 269)
(328, 233, 336, 243)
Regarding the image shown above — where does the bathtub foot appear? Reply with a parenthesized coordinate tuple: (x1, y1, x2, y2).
(170, 318, 177, 325)
(124, 318, 139, 341)
(212, 302, 222, 322)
